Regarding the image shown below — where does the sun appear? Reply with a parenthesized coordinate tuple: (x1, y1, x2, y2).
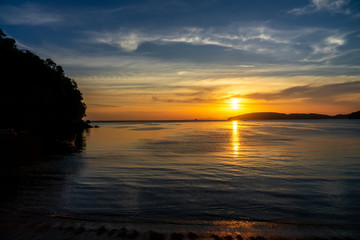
(230, 98, 241, 109)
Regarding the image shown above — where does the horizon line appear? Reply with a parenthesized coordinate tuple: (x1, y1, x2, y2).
(88, 110, 360, 122)
(90, 119, 226, 122)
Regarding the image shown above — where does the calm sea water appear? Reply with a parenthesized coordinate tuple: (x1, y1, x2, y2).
(1, 120, 360, 236)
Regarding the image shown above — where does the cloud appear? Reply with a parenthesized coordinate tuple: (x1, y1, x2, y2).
(94, 31, 158, 52)
(0, 3, 63, 26)
(174, 86, 220, 97)
(289, 0, 351, 15)
(88, 25, 294, 53)
(87, 103, 120, 108)
(152, 96, 218, 103)
(151, 85, 223, 103)
(150, 81, 360, 105)
(303, 34, 347, 62)
(312, 0, 351, 12)
(244, 81, 360, 104)
(86, 25, 357, 65)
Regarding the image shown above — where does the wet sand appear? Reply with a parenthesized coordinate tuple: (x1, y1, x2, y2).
(1, 210, 358, 240)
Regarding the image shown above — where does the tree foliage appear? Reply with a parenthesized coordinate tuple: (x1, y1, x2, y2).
(0, 29, 88, 136)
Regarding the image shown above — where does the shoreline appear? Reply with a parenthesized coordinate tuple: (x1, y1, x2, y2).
(1, 210, 359, 240)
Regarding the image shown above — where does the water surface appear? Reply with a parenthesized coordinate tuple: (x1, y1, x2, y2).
(1, 120, 360, 238)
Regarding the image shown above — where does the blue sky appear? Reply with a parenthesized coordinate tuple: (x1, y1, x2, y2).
(1, 0, 360, 120)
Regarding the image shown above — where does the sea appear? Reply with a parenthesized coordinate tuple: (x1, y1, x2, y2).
(1, 119, 360, 239)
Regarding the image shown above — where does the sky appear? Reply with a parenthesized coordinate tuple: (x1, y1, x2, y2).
(1, 0, 360, 120)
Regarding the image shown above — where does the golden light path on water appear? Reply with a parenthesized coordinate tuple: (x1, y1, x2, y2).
(232, 121, 240, 156)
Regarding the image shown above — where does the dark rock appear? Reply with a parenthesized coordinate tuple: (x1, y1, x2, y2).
(211, 234, 221, 240)
(188, 232, 198, 240)
(128, 230, 139, 239)
(63, 226, 75, 232)
(108, 228, 117, 236)
(74, 226, 86, 235)
(224, 235, 233, 240)
(117, 227, 127, 238)
(249, 236, 266, 240)
(148, 230, 165, 240)
(171, 232, 184, 240)
(96, 225, 108, 236)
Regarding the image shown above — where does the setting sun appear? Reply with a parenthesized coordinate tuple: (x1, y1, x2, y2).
(230, 98, 241, 110)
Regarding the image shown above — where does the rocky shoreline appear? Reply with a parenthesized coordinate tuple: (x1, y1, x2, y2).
(1, 210, 358, 240)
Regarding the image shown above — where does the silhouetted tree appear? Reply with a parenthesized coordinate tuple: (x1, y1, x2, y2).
(0, 29, 88, 138)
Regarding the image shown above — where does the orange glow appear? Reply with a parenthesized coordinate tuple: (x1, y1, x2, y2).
(83, 93, 358, 121)
(79, 74, 360, 121)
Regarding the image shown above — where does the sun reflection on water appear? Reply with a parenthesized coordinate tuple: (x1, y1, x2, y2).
(232, 121, 240, 156)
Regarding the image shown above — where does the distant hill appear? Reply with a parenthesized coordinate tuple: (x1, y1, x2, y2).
(228, 111, 360, 121)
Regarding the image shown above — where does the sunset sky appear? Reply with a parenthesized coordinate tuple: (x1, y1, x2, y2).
(1, 0, 360, 120)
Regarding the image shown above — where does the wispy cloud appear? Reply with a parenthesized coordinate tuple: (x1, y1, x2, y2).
(93, 31, 157, 52)
(149, 81, 360, 106)
(87, 103, 120, 108)
(151, 85, 223, 103)
(0, 3, 63, 26)
(289, 0, 351, 15)
(303, 34, 348, 62)
(88, 25, 294, 53)
(86, 25, 356, 64)
(152, 96, 217, 103)
(244, 81, 360, 104)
